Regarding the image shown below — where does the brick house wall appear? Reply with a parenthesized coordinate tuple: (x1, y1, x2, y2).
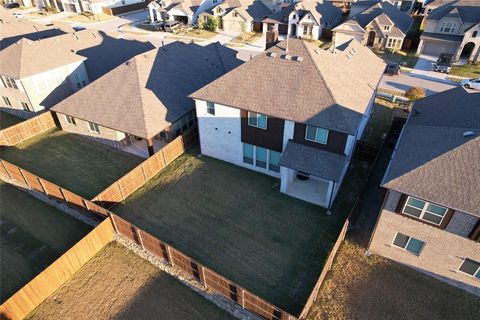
(369, 190, 480, 295)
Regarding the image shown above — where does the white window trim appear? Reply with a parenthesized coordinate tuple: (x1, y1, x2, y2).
(206, 101, 215, 115)
(247, 112, 268, 130)
(64, 114, 76, 125)
(305, 125, 328, 145)
(391, 232, 425, 256)
(242, 143, 281, 173)
(88, 121, 100, 133)
(401, 196, 448, 226)
(457, 258, 480, 278)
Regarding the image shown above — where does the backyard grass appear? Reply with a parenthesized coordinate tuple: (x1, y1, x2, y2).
(0, 129, 143, 199)
(0, 112, 23, 129)
(376, 50, 419, 68)
(308, 241, 480, 320)
(0, 181, 92, 303)
(230, 32, 263, 45)
(27, 242, 235, 320)
(450, 63, 480, 78)
(113, 149, 372, 315)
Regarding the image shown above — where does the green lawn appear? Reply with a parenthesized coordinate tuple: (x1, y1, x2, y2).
(450, 63, 480, 78)
(113, 150, 371, 315)
(0, 181, 92, 303)
(0, 129, 143, 199)
(0, 112, 24, 130)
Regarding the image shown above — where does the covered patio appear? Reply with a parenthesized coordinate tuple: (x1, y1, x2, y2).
(279, 141, 348, 208)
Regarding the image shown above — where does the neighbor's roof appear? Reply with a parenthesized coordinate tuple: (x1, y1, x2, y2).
(332, 19, 365, 33)
(347, 1, 413, 35)
(52, 42, 242, 140)
(279, 140, 347, 181)
(190, 38, 385, 135)
(207, 0, 271, 21)
(163, 0, 202, 15)
(420, 31, 463, 42)
(427, 0, 480, 28)
(382, 86, 480, 216)
(263, 0, 342, 25)
(0, 38, 86, 79)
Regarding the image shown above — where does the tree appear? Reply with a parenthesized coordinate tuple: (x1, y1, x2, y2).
(204, 16, 218, 32)
(197, 16, 205, 30)
(405, 87, 426, 101)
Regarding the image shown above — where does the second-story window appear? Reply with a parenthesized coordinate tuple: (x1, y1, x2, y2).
(383, 25, 391, 31)
(88, 121, 100, 133)
(305, 125, 328, 144)
(74, 73, 87, 89)
(207, 101, 215, 115)
(402, 196, 448, 225)
(2, 76, 18, 89)
(248, 112, 267, 129)
(65, 115, 76, 125)
(458, 258, 480, 278)
(21, 102, 31, 112)
(440, 22, 455, 33)
(2, 96, 12, 106)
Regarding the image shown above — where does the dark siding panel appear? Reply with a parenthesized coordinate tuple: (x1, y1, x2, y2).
(440, 209, 454, 229)
(292, 123, 347, 154)
(240, 110, 284, 152)
(469, 220, 480, 241)
(396, 194, 407, 213)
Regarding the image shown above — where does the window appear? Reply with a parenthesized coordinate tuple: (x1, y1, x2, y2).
(402, 196, 448, 225)
(383, 25, 391, 31)
(303, 25, 312, 36)
(305, 125, 328, 144)
(268, 150, 281, 172)
(243, 143, 254, 164)
(458, 258, 480, 278)
(256, 146, 267, 168)
(248, 112, 267, 129)
(440, 22, 455, 33)
(386, 38, 401, 49)
(207, 101, 215, 115)
(64, 115, 76, 125)
(74, 72, 87, 89)
(392, 233, 425, 256)
(88, 121, 100, 133)
(292, 14, 296, 19)
(21, 102, 30, 111)
(473, 31, 478, 38)
(2, 96, 12, 106)
(2, 76, 18, 89)
(233, 11, 238, 18)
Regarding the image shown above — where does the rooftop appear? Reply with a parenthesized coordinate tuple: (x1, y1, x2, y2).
(263, 0, 342, 25)
(190, 38, 385, 135)
(427, 0, 480, 28)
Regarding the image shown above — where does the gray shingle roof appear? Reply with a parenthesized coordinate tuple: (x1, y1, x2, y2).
(427, 0, 480, 29)
(52, 42, 242, 140)
(190, 38, 385, 135)
(420, 32, 463, 42)
(279, 140, 347, 181)
(382, 86, 480, 216)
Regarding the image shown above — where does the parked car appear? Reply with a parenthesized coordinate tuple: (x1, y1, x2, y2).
(163, 21, 180, 33)
(3, 2, 20, 8)
(385, 63, 401, 76)
(460, 78, 480, 90)
(433, 54, 453, 73)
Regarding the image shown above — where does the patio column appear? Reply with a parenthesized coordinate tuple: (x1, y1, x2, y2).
(147, 138, 155, 157)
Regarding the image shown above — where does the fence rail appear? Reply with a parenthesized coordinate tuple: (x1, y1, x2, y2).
(0, 219, 114, 320)
(0, 112, 56, 147)
(92, 126, 198, 207)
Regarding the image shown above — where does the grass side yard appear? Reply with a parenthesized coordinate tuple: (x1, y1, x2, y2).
(27, 242, 235, 320)
(0, 112, 24, 130)
(308, 241, 480, 320)
(450, 63, 480, 78)
(0, 129, 143, 199)
(113, 149, 371, 315)
(230, 32, 263, 45)
(0, 181, 92, 303)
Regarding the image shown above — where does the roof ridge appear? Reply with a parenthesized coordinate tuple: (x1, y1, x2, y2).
(132, 56, 153, 138)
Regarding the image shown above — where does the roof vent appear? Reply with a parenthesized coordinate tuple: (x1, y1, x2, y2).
(346, 54, 352, 59)
(281, 54, 291, 60)
(463, 131, 475, 138)
(293, 56, 303, 62)
(352, 48, 358, 52)
(314, 49, 321, 54)
(125, 61, 131, 66)
(268, 52, 277, 58)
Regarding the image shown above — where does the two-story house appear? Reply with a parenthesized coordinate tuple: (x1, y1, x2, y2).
(148, 0, 204, 25)
(262, 0, 342, 38)
(368, 86, 480, 296)
(189, 38, 385, 207)
(0, 38, 89, 118)
(417, 0, 480, 62)
(333, 0, 413, 51)
(51, 42, 241, 158)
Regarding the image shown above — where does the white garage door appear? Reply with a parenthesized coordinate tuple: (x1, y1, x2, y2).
(223, 20, 243, 32)
(422, 40, 459, 56)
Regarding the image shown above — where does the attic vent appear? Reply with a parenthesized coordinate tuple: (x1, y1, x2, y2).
(125, 61, 131, 66)
(314, 49, 321, 54)
(346, 54, 352, 59)
(293, 56, 303, 62)
(268, 52, 277, 58)
(463, 131, 475, 137)
(352, 48, 358, 52)
(281, 54, 291, 60)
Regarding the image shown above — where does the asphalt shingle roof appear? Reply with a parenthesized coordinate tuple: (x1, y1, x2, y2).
(190, 38, 385, 134)
(382, 86, 480, 216)
(427, 0, 480, 29)
(279, 140, 347, 181)
(52, 42, 242, 140)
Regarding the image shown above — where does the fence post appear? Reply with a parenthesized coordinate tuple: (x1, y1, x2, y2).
(1, 161, 12, 180)
(117, 181, 125, 201)
(109, 214, 119, 233)
(19, 169, 30, 188)
(58, 188, 69, 207)
(140, 163, 147, 182)
(167, 246, 174, 267)
(82, 198, 90, 213)
(136, 228, 145, 249)
(201, 266, 207, 289)
(37, 178, 48, 196)
(161, 148, 167, 166)
(242, 289, 245, 309)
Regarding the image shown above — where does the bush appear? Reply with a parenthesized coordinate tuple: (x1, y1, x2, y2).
(405, 87, 426, 101)
(203, 16, 218, 32)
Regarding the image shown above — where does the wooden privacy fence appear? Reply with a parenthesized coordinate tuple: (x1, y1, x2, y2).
(0, 219, 114, 320)
(92, 126, 198, 207)
(110, 214, 298, 320)
(298, 216, 350, 319)
(0, 159, 110, 219)
(0, 112, 56, 147)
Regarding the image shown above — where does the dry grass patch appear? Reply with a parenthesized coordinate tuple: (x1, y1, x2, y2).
(308, 241, 479, 320)
(230, 32, 262, 45)
(62, 13, 115, 24)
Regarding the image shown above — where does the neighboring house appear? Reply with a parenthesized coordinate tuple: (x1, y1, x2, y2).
(368, 86, 480, 296)
(61, 0, 146, 14)
(422, 0, 455, 15)
(333, 0, 413, 50)
(189, 38, 385, 208)
(0, 39, 89, 118)
(51, 42, 242, 158)
(262, 0, 342, 38)
(197, 0, 272, 32)
(148, 0, 203, 25)
(416, 0, 480, 62)
(327, 0, 358, 13)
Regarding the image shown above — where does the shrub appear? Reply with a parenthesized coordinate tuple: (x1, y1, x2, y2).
(405, 87, 426, 101)
(203, 16, 218, 32)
